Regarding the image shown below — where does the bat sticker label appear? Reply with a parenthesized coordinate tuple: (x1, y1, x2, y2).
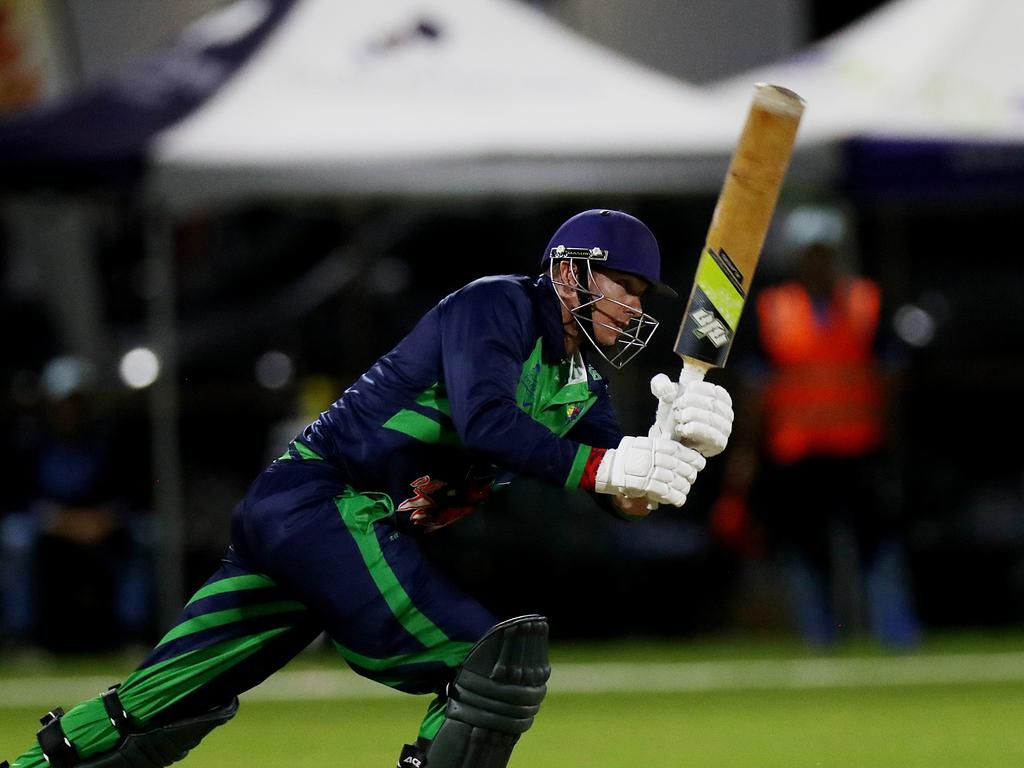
(690, 308, 730, 347)
(708, 247, 745, 295)
(695, 247, 746, 328)
(673, 285, 735, 367)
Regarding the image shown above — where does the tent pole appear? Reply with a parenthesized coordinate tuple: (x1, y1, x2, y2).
(145, 209, 187, 632)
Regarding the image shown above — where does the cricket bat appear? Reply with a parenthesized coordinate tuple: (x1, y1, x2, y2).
(655, 83, 805, 428)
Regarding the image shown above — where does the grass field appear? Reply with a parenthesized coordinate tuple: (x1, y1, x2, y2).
(3, 631, 1024, 767)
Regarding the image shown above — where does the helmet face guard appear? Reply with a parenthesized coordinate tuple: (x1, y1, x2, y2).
(549, 250, 659, 369)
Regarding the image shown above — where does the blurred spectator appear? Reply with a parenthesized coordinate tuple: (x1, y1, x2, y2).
(716, 205, 920, 649)
(0, 355, 154, 652)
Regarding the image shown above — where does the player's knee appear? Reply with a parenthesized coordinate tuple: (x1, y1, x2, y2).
(427, 615, 550, 768)
(32, 687, 238, 768)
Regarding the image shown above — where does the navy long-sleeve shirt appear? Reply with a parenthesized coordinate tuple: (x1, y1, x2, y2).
(294, 274, 623, 531)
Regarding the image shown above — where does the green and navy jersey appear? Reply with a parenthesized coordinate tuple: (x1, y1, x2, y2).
(293, 274, 623, 531)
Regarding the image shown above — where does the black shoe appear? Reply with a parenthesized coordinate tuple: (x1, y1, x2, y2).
(396, 742, 429, 768)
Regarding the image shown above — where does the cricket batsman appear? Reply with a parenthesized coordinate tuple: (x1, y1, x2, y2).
(4, 209, 734, 768)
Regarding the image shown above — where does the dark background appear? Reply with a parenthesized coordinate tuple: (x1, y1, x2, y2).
(11, 187, 1016, 642)
(4, 0, 1024, 648)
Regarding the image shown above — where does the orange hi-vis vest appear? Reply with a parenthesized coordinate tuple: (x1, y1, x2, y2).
(756, 278, 885, 464)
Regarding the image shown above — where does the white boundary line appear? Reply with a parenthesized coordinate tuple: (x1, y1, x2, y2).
(3, 652, 1024, 708)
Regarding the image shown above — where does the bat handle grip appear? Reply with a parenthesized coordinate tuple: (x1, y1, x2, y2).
(679, 359, 709, 386)
(647, 359, 712, 510)
(652, 360, 710, 439)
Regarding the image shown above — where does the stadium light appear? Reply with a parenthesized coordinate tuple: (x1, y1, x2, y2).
(119, 347, 161, 389)
(255, 350, 294, 390)
(893, 304, 936, 348)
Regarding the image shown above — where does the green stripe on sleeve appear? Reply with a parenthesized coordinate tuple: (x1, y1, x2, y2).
(294, 441, 324, 460)
(565, 444, 592, 488)
(335, 490, 451, 648)
(416, 385, 451, 415)
(696, 248, 745, 329)
(383, 409, 461, 446)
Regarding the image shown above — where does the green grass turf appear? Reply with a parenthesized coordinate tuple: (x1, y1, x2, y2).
(4, 685, 1024, 767)
(3, 631, 1024, 767)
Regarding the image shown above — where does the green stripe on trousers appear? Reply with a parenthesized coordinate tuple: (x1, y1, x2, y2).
(334, 488, 451, 649)
(9, 627, 295, 768)
(11, 571, 309, 768)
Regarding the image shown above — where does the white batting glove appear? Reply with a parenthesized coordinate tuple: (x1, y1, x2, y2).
(594, 436, 706, 508)
(649, 373, 735, 458)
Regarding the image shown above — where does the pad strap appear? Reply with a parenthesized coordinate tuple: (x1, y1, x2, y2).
(74, 697, 239, 768)
(35, 686, 131, 768)
(101, 687, 132, 739)
(37, 708, 78, 768)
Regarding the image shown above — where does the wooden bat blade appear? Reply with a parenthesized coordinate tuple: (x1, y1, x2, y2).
(674, 83, 805, 372)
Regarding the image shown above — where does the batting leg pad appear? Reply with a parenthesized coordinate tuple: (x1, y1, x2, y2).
(39, 695, 239, 768)
(427, 614, 550, 768)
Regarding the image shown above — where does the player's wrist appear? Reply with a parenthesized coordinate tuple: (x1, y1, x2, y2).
(611, 493, 652, 520)
(577, 446, 608, 492)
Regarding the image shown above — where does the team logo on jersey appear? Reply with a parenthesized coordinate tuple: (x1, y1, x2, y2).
(566, 403, 582, 422)
(520, 362, 543, 409)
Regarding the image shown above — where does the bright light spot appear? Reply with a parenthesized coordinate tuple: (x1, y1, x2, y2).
(41, 355, 96, 399)
(119, 347, 160, 389)
(893, 304, 936, 348)
(255, 350, 294, 390)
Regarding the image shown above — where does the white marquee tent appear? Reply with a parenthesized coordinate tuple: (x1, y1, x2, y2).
(711, 0, 1024, 143)
(149, 0, 774, 211)
(154, 0, 1024, 209)
(8, 0, 1022, 204)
